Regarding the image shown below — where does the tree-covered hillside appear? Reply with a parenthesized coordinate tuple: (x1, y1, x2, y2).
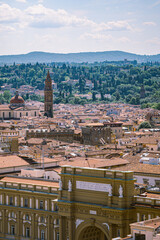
(0, 51, 160, 64)
(0, 61, 160, 109)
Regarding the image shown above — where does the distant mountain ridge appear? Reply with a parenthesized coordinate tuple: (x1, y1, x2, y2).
(0, 50, 160, 64)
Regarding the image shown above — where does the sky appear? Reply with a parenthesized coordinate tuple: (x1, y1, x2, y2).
(0, 0, 160, 55)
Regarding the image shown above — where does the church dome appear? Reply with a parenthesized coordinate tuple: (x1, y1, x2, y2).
(10, 95, 24, 104)
(10, 91, 25, 107)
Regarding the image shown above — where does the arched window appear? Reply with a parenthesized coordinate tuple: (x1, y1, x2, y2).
(40, 201, 43, 209)
(11, 212, 15, 218)
(24, 198, 28, 207)
(11, 225, 15, 235)
(9, 197, 13, 205)
(41, 229, 45, 240)
(26, 227, 30, 238)
(41, 216, 44, 223)
(25, 214, 29, 220)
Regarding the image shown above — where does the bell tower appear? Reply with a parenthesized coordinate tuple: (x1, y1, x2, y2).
(44, 71, 53, 118)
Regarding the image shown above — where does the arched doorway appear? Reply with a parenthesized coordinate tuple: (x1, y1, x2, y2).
(79, 226, 108, 240)
(76, 219, 110, 240)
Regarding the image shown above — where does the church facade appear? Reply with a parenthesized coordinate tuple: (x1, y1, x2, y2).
(0, 91, 39, 120)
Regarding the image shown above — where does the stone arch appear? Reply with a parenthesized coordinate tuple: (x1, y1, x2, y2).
(75, 219, 110, 240)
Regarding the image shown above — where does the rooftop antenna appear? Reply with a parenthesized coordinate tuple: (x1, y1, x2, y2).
(84, 154, 90, 167)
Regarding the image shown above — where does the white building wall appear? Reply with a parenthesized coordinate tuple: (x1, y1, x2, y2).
(134, 174, 160, 186)
(133, 229, 153, 240)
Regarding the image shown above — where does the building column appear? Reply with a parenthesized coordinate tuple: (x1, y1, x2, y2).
(59, 216, 65, 240)
(31, 213, 35, 240)
(17, 211, 21, 240)
(109, 223, 113, 239)
(47, 215, 51, 240)
(68, 216, 75, 240)
(2, 209, 6, 238)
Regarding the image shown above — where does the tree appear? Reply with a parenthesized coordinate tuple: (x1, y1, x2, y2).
(115, 91, 120, 101)
(138, 121, 151, 130)
(92, 91, 97, 101)
(3, 91, 11, 103)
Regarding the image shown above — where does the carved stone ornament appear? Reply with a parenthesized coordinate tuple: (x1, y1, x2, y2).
(59, 179, 62, 191)
(75, 219, 84, 228)
(108, 184, 112, 196)
(119, 185, 123, 198)
(103, 223, 110, 230)
(68, 180, 72, 192)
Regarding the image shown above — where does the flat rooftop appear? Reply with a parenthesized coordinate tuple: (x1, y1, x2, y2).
(0, 176, 59, 188)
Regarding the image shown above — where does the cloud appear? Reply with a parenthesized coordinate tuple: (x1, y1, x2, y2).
(81, 34, 130, 45)
(152, 0, 160, 7)
(96, 21, 133, 32)
(0, 3, 134, 34)
(16, 0, 26, 3)
(143, 21, 156, 26)
(0, 24, 15, 32)
(0, 4, 22, 23)
(81, 33, 113, 40)
(25, 4, 96, 29)
(118, 37, 130, 43)
(25, 4, 133, 31)
(146, 37, 160, 45)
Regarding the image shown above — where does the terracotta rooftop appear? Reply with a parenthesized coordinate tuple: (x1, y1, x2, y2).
(59, 157, 129, 169)
(0, 155, 29, 168)
(0, 176, 59, 188)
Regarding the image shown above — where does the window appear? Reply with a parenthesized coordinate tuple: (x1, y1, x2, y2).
(26, 112, 28, 116)
(57, 232, 59, 240)
(11, 225, 15, 235)
(35, 111, 37, 116)
(26, 227, 30, 238)
(24, 199, 28, 207)
(40, 201, 43, 209)
(117, 229, 120, 237)
(141, 215, 145, 221)
(143, 179, 149, 185)
(25, 214, 29, 220)
(11, 212, 15, 218)
(9, 112, 11, 118)
(20, 112, 22, 117)
(41, 216, 44, 223)
(41, 230, 45, 240)
(9, 197, 13, 205)
(135, 233, 145, 240)
(2, 112, 5, 118)
(155, 180, 160, 188)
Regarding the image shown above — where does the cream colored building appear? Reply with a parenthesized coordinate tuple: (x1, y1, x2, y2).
(0, 166, 160, 239)
(130, 218, 160, 240)
(0, 91, 39, 120)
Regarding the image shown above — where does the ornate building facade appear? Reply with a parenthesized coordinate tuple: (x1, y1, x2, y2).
(0, 166, 160, 240)
(44, 71, 53, 118)
(0, 91, 39, 120)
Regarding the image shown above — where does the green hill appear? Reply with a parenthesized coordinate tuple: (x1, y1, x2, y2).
(0, 50, 160, 64)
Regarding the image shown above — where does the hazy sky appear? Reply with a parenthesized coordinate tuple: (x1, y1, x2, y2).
(0, 0, 160, 55)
